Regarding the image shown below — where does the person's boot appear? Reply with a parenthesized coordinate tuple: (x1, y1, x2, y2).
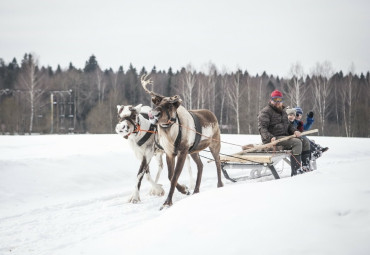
(290, 154, 302, 176)
(301, 150, 311, 172)
(320, 147, 329, 153)
(311, 143, 324, 160)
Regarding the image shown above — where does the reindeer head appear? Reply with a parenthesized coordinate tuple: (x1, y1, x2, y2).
(115, 104, 142, 138)
(141, 74, 182, 128)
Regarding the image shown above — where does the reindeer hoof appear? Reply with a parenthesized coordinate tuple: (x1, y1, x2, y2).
(128, 198, 140, 204)
(149, 184, 165, 196)
(160, 204, 170, 210)
(182, 185, 191, 195)
(128, 190, 141, 203)
(160, 201, 172, 210)
(128, 194, 141, 204)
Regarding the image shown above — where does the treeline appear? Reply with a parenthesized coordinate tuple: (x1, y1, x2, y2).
(0, 54, 369, 137)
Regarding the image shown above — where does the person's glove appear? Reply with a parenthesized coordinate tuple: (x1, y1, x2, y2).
(307, 111, 314, 118)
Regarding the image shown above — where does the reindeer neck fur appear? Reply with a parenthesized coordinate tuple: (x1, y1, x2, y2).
(127, 114, 155, 160)
(158, 106, 196, 155)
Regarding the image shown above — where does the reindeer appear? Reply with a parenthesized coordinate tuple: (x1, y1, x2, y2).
(141, 74, 224, 209)
(115, 104, 195, 203)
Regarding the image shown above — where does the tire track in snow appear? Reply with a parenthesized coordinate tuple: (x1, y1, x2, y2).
(0, 178, 218, 255)
(0, 190, 165, 255)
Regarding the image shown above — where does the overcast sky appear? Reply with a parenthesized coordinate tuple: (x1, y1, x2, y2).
(1, 0, 369, 77)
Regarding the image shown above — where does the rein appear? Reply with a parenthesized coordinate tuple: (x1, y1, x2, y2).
(160, 110, 244, 154)
(122, 115, 157, 147)
(125, 122, 157, 138)
(135, 123, 157, 134)
(172, 121, 244, 148)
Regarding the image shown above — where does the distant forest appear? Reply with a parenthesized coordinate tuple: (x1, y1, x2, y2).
(0, 53, 369, 137)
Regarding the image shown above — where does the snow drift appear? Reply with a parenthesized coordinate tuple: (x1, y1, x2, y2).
(1, 134, 369, 255)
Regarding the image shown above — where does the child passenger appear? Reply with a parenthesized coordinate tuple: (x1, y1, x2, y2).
(294, 107, 314, 132)
(286, 107, 328, 169)
(286, 108, 311, 172)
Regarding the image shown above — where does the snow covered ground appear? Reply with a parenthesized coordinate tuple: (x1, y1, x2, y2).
(1, 134, 370, 255)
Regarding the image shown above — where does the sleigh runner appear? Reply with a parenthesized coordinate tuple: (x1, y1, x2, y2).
(217, 129, 319, 182)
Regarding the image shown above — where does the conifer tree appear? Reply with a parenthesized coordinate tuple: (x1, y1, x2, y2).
(84, 55, 99, 73)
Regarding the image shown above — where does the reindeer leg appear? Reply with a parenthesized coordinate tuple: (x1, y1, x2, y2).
(209, 143, 224, 188)
(166, 154, 189, 195)
(162, 151, 189, 209)
(186, 155, 196, 190)
(128, 157, 147, 203)
(154, 152, 163, 184)
(166, 154, 175, 181)
(190, 153, 203, 194)
(146, 163, 165, 197)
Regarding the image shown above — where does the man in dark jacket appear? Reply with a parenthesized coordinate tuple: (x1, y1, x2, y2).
(258, 90, 310, 176)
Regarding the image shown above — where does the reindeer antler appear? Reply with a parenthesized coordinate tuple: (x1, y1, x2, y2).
(140, 74, 164, 98)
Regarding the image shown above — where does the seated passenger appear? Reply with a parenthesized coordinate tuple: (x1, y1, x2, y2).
(258, 90, 310, 176)
(294, 107, 329, 158)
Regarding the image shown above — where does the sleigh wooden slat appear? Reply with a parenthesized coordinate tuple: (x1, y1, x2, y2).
(220, 151, 292, 182)
(221, 154, 273, 164)
(220, 151, 291, 164)
(216, 130, 319, 183)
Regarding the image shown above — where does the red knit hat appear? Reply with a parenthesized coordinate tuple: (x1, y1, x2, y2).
(271, 90, 283, 99)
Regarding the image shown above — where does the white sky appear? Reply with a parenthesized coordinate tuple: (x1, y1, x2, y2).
(1, 0, 369, 76)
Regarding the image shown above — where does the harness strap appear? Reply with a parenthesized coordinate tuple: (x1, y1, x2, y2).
(188, 111, 202, 153)
(174, 116, 182, 155)
(137, 124, 156, 146)
(124, 117, 137, 133)
(154, 130, 164, 150)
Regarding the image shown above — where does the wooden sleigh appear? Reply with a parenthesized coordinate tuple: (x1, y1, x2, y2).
(218, 129, 319, 182)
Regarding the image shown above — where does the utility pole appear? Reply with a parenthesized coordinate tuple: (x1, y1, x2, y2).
(50, 93, 54, 133)
(49, 90, 73, 134)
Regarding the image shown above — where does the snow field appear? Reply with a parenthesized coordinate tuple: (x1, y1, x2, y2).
(1, 134, 370, 255)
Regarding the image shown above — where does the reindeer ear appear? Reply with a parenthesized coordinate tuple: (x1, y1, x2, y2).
(172, 96, 182, 108)
(134, 104, 142, 113)
(152, 96, 163, 105)
(173, 100, 182, 109)
(117, 105, 123, 114)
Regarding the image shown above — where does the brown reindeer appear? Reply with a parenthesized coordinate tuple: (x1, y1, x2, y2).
(141, 74, 224, 209)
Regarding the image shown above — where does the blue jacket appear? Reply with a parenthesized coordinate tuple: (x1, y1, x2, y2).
(304, 116, 314, 131)
(292, 116, 314, 132)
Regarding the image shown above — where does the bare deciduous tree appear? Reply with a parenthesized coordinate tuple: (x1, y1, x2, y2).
(197, 73, 206, 109)
(340, 63, 355, 137)
(283, 62, 306, 107)
(16, 54, 45, 134)
(178, 64, 197, 109)
(310, 61, 334, 135)
(206, 62, 218, 113)
(219, 68, 229, 130)
(245, 74, 252, 134)
(227, 70, 243, 134)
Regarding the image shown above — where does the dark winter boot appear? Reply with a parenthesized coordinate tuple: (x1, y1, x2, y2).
(311, 143, 323, 160)
(320, 147, 329, 153)
(301, 150, 311, 172)
(290, 154, 302, 176)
